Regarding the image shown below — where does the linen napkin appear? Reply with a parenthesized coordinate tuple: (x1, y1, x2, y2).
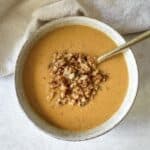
(0, 0, 150, 77)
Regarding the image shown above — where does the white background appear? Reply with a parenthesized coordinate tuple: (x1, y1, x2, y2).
(0, 35, 150, 150)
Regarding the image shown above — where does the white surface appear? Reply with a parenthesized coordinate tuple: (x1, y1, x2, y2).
(0, 35, 150, 149)
(1, 0, 150, 76)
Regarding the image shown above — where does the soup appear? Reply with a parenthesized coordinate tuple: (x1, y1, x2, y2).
(23, 25, 128, 131)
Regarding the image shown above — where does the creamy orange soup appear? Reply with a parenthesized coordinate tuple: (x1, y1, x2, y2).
(23, 25, 128, 131)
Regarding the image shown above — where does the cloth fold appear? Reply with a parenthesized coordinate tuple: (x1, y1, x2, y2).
(28, 0, 87, 34)
(0, 0, 150, 77)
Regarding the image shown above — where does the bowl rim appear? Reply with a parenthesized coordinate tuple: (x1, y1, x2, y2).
(15, 16, 139, 141)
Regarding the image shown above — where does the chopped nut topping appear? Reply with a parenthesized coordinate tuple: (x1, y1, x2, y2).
(48, 52, 108, 106)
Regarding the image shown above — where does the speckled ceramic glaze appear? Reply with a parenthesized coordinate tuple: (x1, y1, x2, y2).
(15, 16, 138, 141)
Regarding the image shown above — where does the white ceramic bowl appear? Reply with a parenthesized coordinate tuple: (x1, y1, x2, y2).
(15, 16, 138, 141)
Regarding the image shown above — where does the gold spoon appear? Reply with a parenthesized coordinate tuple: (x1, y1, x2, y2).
(97, 30, 150, 64)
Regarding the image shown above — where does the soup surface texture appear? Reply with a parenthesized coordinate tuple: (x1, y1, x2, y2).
(23, 25, 128, 131)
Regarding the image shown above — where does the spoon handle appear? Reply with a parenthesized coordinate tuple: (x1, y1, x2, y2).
(97, 30, 150, 64)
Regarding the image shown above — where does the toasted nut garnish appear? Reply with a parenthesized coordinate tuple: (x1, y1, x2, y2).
(48, 52, 108, 106)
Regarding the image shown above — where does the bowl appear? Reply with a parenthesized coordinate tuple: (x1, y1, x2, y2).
(15, 16, 138, 141)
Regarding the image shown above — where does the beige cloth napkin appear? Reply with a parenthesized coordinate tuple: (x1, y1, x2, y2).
(0, 0, 150, 77)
